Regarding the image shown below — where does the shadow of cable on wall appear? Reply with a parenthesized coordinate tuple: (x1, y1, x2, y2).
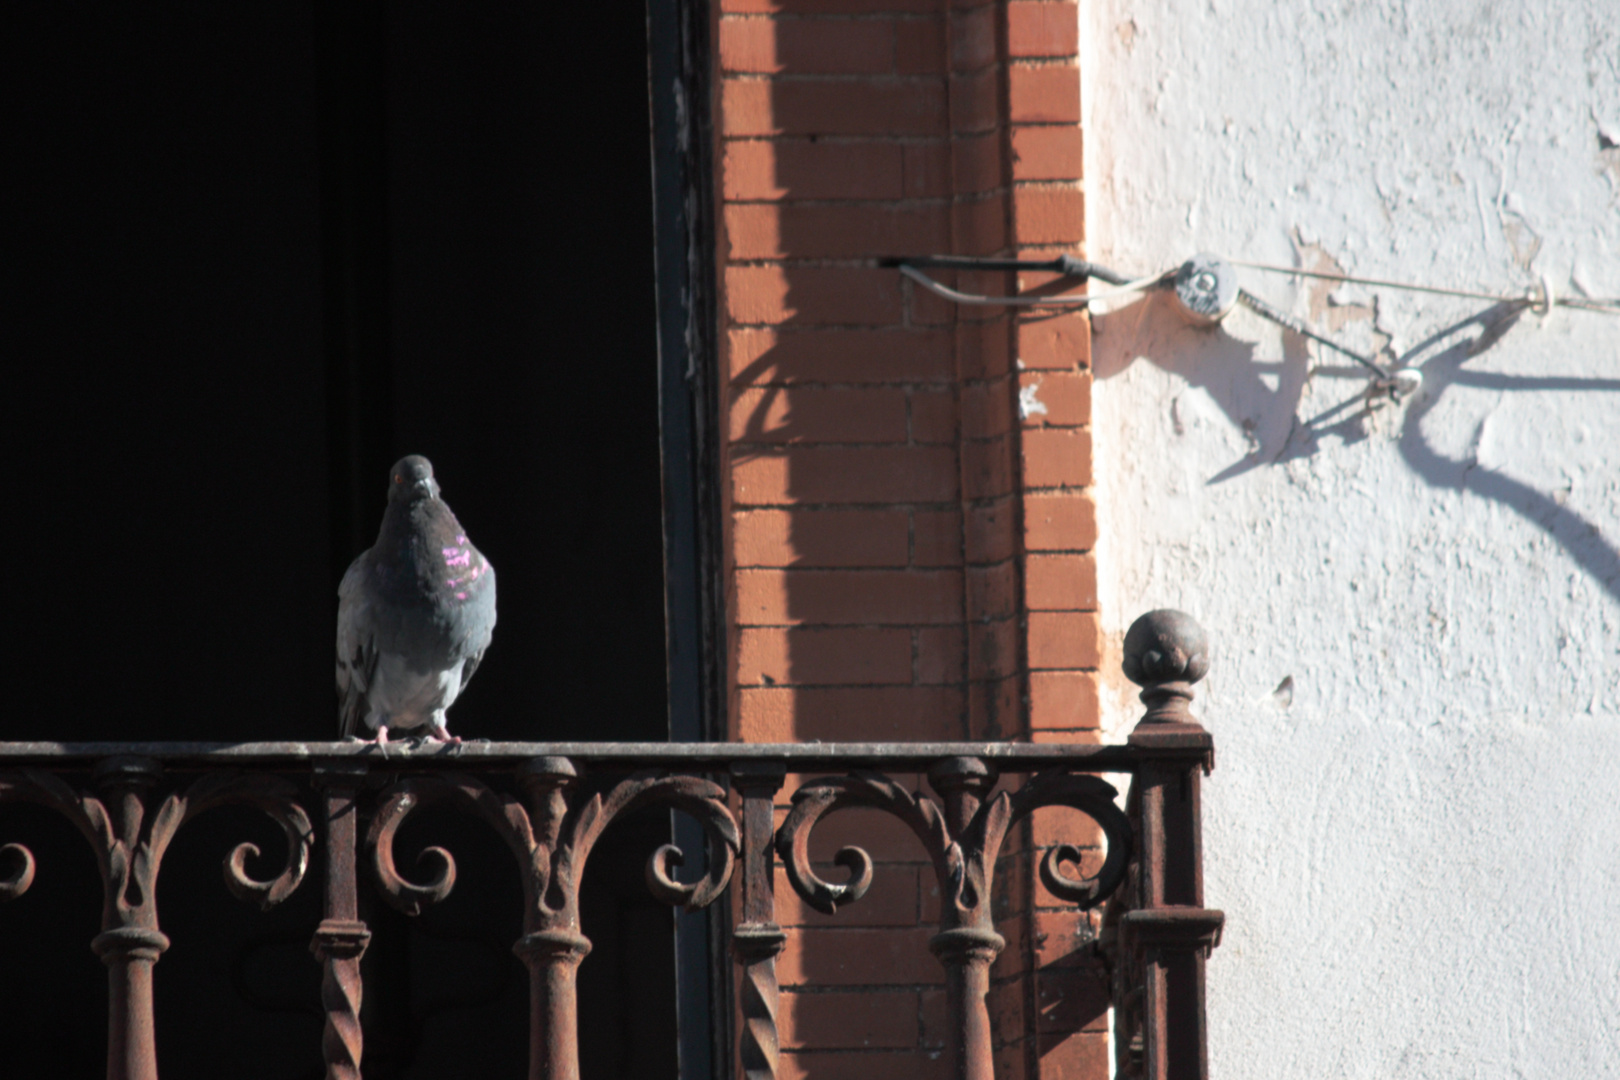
(1394, 304, 1620, 602)
(1095, 293, 1620, 603)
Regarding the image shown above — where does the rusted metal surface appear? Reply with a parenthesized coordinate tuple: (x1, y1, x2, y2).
(1101, 609, 1226, 1080)
(310, 762, 371, 1080)
(367, 757, 740, 1080)
(0, 740, 1148, 771)
(1, 618, 1225, 1080)
(0, 759, 312, 1080)
(730, 762, 786, 1080)
(776, 760, 1132, 1080)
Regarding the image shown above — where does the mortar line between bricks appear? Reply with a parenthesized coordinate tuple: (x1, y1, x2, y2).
(733, 500, 962, 510)
(729, 325, 960, 334)
(734, 559, 1045, 569)
(1010, 178, 1085, 190)
(738, 679, 962, 690)
(1008, 54, 1079, 66)
(726, 322, 958, 331)
(733, 567, 974, 577)
(723, 72, 988, 85)
(720, 11, 953, 22)
(729, 386, 957, 394)
(726, 194, 972, 208)
(1012, 241, 1094, 254)
(727, 257, 981, 267)
(774, 990, 946, 997)
(735, 564, 1018, 576)
(776, 1044, 950, 1051)
(961, 430, 1087, 444)
(726, 123, 1011, 139)
(732, 496, 1029, 512)
(732, 443, 950, 452)
(727, 256, 940, 265)
(722, 134, 1002, 145)
(731, 438, 964, 450)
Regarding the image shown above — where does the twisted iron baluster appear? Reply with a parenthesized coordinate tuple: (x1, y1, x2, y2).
(309, 762, 370, 1080)
(730, 762, 786, 1080)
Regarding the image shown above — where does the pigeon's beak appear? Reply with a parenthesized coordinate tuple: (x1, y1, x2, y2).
(414, 478, 439, 499)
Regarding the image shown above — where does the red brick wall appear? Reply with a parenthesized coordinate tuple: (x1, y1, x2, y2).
(716, 0, 1105, 1074)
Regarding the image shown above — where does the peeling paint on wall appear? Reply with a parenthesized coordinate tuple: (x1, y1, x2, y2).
(1083, 1, 1620, 1076)
(1019, 379, 1049, 420)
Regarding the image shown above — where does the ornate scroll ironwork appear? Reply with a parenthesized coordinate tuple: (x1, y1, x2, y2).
(0, 759, 312, 1080)
(0, 636, 1224, 1080)
(776, 759, 1132, 1080)
(367, 757, 740, 1080)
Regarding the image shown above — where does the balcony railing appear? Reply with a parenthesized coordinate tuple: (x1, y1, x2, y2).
(0, 610, 1221, 1080)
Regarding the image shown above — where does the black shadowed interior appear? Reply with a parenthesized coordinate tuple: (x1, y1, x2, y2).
(0, 2, 678, 1076)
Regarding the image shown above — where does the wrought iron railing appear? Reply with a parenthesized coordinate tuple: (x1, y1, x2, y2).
(0, 610, 1222, 1080)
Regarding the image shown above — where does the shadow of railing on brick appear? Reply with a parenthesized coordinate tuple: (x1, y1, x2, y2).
(722, 3, 1008, 1069)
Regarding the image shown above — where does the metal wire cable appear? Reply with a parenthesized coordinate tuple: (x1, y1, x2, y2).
(897, 263, 1167, 308)
(886, 253, 1620, 333)
(1236, 290, 1390, 378)
(880, 253, 1135, 286)
(1230, 259, 1620, 313)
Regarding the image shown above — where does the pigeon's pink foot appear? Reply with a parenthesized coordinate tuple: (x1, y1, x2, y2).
(427, 723, 462, 745)
(374, 724, 392, 756)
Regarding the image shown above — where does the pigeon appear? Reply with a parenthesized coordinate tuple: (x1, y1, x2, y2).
(336, 455, 496, 749)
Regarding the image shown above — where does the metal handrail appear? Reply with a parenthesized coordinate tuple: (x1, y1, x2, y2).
(0, 740, 1175, 770)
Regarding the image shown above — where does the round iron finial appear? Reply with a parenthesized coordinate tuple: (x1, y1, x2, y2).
(1122, 610, 1209, 726)
(1123, 610, 1210, 687)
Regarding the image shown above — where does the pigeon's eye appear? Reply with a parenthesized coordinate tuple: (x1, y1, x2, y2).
(393, 474, 402, 483)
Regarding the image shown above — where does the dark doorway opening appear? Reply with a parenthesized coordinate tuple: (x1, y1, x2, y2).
(1, 2, 713, 1076)
(320, 1, 671, 748)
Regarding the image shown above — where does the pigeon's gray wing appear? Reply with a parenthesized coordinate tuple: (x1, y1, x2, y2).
(449, 561, 497, 695)
(336, 554, 378, 739)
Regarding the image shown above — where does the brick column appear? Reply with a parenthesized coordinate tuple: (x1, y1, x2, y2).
(1003, 10, 1108, 1072)
(716, 0, 1101, 1075)
(1006, 1, 1099, 748)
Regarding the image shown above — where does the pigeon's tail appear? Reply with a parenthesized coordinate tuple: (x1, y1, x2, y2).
(338, 681, 365, 740)
(336, 646, 377, 740)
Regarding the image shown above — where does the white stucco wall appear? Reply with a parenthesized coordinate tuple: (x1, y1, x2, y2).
(1080, 2, 1620, 1075)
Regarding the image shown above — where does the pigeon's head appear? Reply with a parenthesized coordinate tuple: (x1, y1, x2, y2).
(387, 455, 440, 503)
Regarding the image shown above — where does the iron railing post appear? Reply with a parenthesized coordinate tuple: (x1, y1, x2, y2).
(730, 761, 786, 1080)
(1121, 610, 1224, 1080)
(513, 756, 588, 1080)
(92, 757, 167, 1080)
(926, 757, 1002, 1080)
(310, 761, 371, 1080)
